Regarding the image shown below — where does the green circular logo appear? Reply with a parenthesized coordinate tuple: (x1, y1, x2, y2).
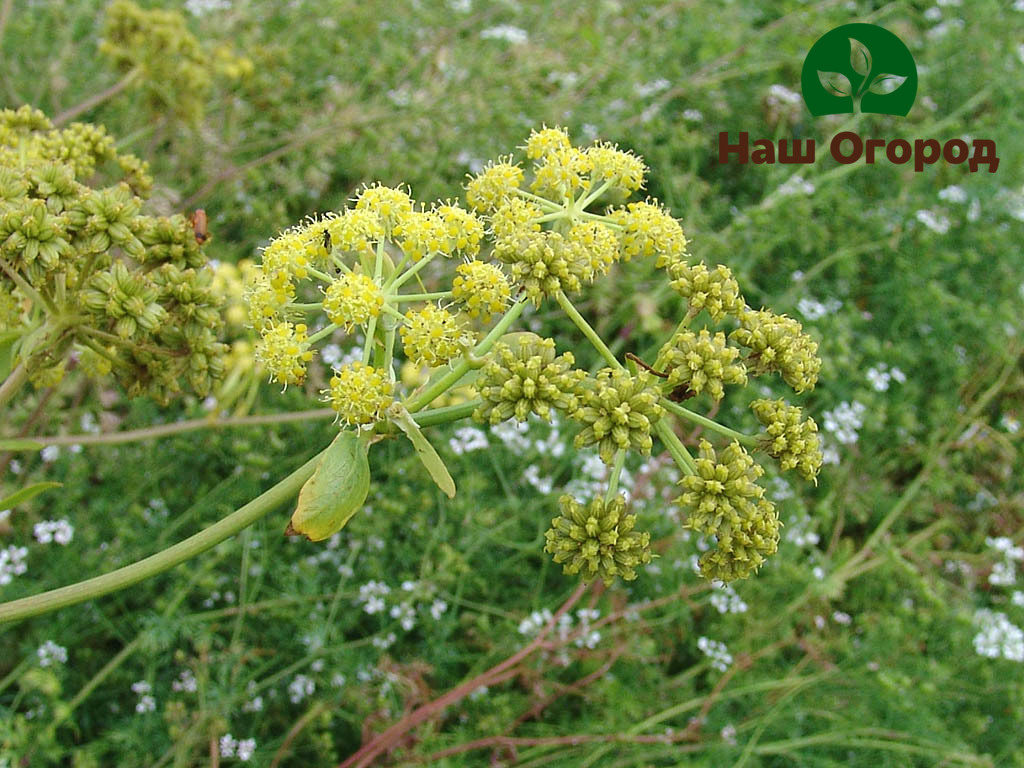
(801, 23, 917, 117)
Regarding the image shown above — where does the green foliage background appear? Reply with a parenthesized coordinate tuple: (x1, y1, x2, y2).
(1, 0, 1022, 765)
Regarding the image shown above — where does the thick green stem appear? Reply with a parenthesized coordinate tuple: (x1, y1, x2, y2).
(604, 449, 626, 503)
(404, 297, 526, 413)
(305, 323, 338, 346)
(554, 291, 621, 370)
(654, 420, 697, 476)
(0, 362, 28, 410)
(660, 398, 757, 447)
(0, 453, 323, 623)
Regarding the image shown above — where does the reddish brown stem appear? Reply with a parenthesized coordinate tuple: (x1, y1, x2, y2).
(337, 582, 590, 768)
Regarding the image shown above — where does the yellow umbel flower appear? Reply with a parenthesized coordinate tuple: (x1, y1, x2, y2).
(531, 147, 593, 202)
(393, 209, 446, 262)
(524, 126, 572, 160)
(245, 271, 293, 329)
(326, 361, 393, 426)
(465, 157, 523, 213)
(400, 304, 474, 367)
(255, 321, 314, 387)
(323, 272, 383, 331)
(451, 260, 511, 321)
(354, 183, 413, 237)
(609, 201, 688, 264)
(568, 221, 619, 279)
(490, 197, 542, 242)
(325, 208, 385, 256)
(435, 202, 484, 258)
(670, 262, 744, 323)
(584, 142, 647, 195)
(261, 226, 318, 281)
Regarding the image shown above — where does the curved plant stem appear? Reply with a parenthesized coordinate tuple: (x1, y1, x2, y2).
(0, 452, 323, 623)
(660, 398, 757, 446)
(52, 68, 140, 126)
(11, 409, 338, 448)
(554, 291, 621, 370)
(604, 449, 626, 503)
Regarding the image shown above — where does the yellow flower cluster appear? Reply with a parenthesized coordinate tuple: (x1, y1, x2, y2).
(323, 272, 383, 330)
(400, 304, 474, 368)
(255, 321, 313, 387)
(465, 157, 524, 213)
(326, 362, 394, 426)
(452, 260, 511, 321)
(610, 201, 688, 264)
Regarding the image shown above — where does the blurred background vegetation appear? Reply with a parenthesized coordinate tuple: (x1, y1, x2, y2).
(0, 0, 1022, 765)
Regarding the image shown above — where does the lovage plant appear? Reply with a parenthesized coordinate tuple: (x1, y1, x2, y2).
(0, 126, 824, 623)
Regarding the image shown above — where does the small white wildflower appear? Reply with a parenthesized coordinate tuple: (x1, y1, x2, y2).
(710, 583, 748, 614)
(721, 723, 738, 745)
(915, 209, 951, 234)
(357, 581, 391, 615)
(372, 632, 397, 650)
(33, 519, 74, 545)
(236, 738, 256, 761)
(775, 175, 816, 199)
(287, 674, 315, 704)
(469, 685, 489, 700)
(866, 365, 891, 392)
(36, 641, 68, 667)
(938, 185, 968, 204)
(523, 464, 554, 494)
(634, 78, 671, 98)
(1012, 591, 1024, 607)
(172, 669, 197, 693)
(822, 401, 867, 445)
(767, 84, 802, 105)
(480, 25, 528, 45)
(0, 545, 29, 584)
(923, 6, 943, 21)
(832, 611, 852, 625)
(696, 636, 733, 672)
(449, 426, 488, 455)
(429, 599, 448, 620)
(990, 561, 1017, 587)
(973, 609, 1024, 662)
(682, 108, 704, 122)
(812, 566, 826, 581)
(390, 602, 417, 631)
(40, 445, 60, 463)
(219, 734, 237, 758)
(135, 695, 156, 714)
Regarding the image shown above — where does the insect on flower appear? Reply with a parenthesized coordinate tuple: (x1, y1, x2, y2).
(189, 209, 210, 245)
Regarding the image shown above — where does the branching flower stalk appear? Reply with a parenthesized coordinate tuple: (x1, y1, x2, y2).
(0, 126, 827, 623)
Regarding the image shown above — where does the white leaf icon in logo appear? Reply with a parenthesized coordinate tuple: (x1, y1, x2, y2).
(817, 70, 852, 98)
(868, 73, 907, 95)
(849, 37, 872, 77)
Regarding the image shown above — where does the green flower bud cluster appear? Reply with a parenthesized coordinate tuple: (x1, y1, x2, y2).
(544, 494, 653, 585)
(731, 308, 821, 393)
(0, 107, 227, 402)
(572, 368, 664, 463)
(474, 335, 585, 424)
(494, 230, 591, 305)
(669, 262, 745, 323)
(676, 439, 780, 582)
(658, 329, 747, 401)
(100, 0, 252, 123)
(750, 398, 823, 481)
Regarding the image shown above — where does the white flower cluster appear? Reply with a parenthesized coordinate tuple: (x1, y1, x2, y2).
(973, 609, 1024, 662)
(709, 583, 748, 614)
(172, 669, 197, 693)
(986, 536, 1023, 587)
(131, 680, 156, 713)
(479, 25, 528, 44)
(0, 545, 28, 585)
(288, 674, 316, 704)
(33, 519, 74, 545)
(449, 426, 488, 455)
(697, 636, 733, 672)
(865, 363, 906, 393)
(915, 209, 952, 235)
(822, 401, 867, 445)
(37, 640, 68, 667)
(357, 581, 391, 614)
(784, 514, 821, 549)
(219, 734, 256, 762)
